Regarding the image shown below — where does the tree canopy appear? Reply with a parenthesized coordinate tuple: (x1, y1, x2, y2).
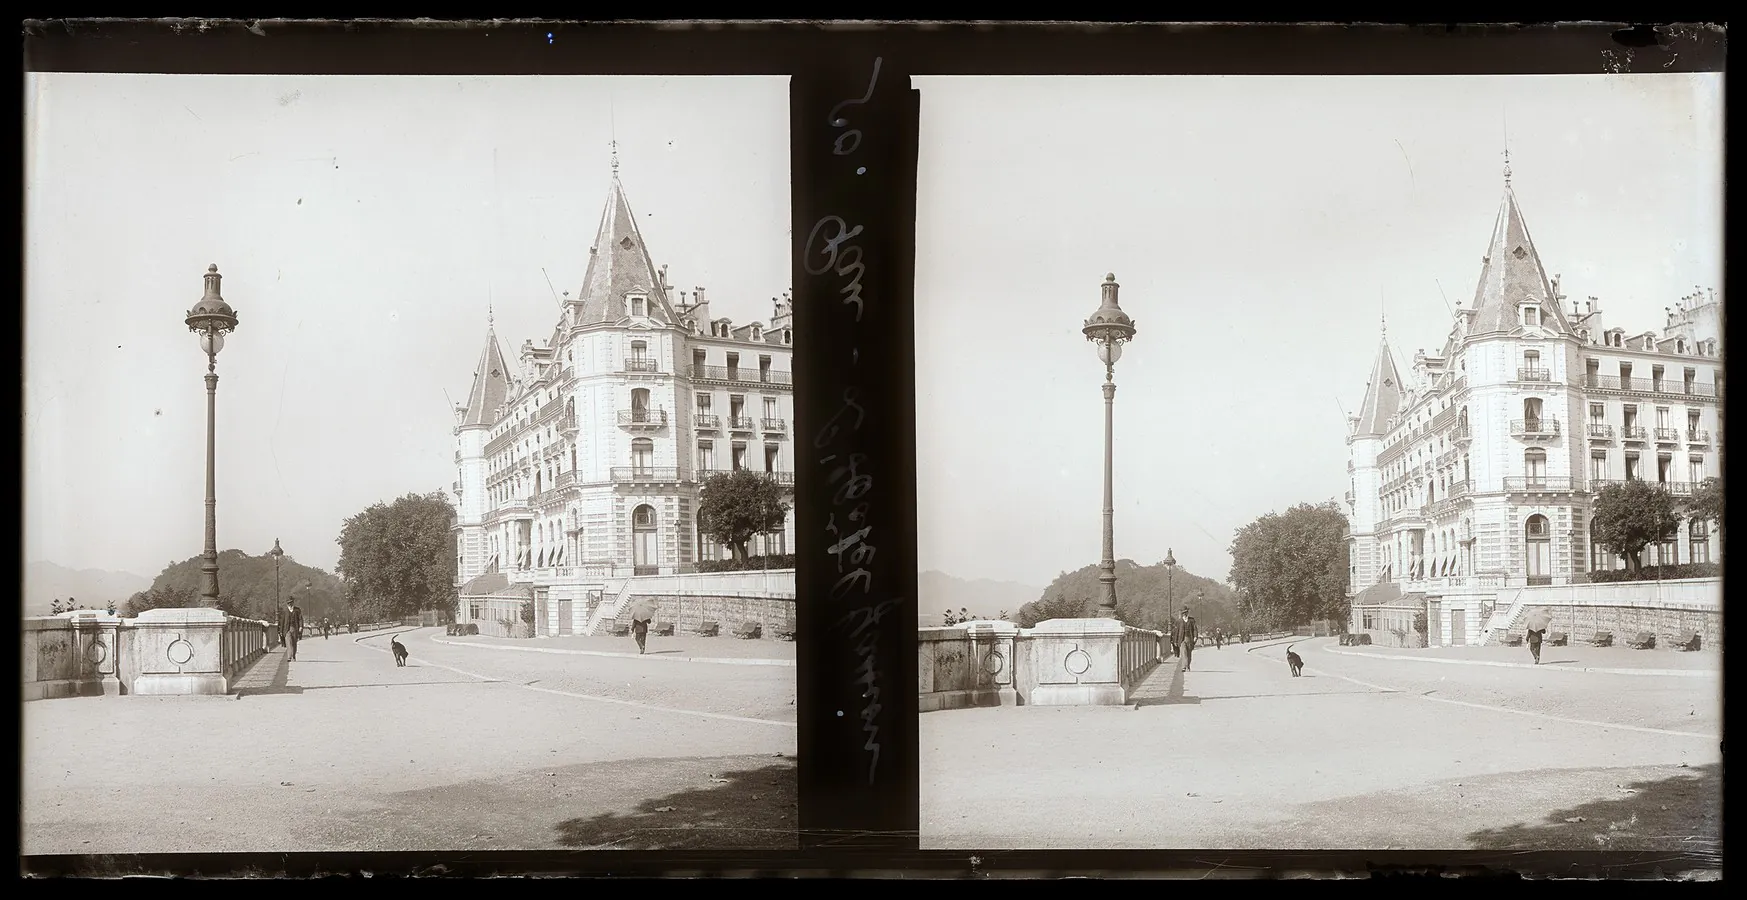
(1686, 476, 1722, 532)
(697, 471, 790, 562)
(1227, 501, 1349, 631)
(1592, 480, 1681, 574)
(123, 549, 345, 622)
(1013, 558, 1241, 632)
(335, 491, 458, 621)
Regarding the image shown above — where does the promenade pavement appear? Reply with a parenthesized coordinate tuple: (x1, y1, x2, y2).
(921, 635, 1720, 851)
(434, 631, 796, 666)
(23, 626, 796, 855)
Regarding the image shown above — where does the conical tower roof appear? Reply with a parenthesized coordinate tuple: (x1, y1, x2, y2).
(1354, 332, 1405, 436)
(1466, 177, 1574, 336)
(573, 173, 675, 327)
(460, 321, 512, 427)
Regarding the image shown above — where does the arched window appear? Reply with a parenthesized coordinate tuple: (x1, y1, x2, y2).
(1524, 514, 1552, 585)
(630, 438, 654, 473)
(632, 504, 659, 574)
(1523, 449, 1547, 486)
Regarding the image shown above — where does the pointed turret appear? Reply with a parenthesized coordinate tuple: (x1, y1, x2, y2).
(572, 172, 675, 326)
(460, 321, 512, 428)
(1353, 331, 1405, 436)
(1465, 175, 1574, 336)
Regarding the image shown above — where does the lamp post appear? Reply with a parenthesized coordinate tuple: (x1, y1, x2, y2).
(270, 539, 285, 647)
(1164, 548, 1177, 615)
(184, 264, 239, 609)
(1082, 273, 1137, 619)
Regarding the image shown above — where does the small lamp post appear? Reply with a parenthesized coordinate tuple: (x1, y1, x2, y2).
(184, 264, 239, 609)
(1082, 273, 1137, 619)
(270, 539, 285, 647)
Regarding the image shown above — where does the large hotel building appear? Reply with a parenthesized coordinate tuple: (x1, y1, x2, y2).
(450, 165, 796, 636)
(1344, 162, 1722, 645)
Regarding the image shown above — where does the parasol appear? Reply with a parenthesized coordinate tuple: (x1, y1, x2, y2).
(626, 598, 658, 624)
(1524, 608, 1553, 634)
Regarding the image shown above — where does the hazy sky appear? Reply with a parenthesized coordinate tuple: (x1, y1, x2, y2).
(24, 74, 791, 579)
(914, 74, 1723, 589)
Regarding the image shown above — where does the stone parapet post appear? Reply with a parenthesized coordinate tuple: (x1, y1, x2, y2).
(129, 607, 233, 696)
(1022, 617, 1129, 706)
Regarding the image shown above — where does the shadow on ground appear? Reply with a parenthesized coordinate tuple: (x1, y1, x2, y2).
(1467, 762, 1721, 853)
(555, 756, 797, 850)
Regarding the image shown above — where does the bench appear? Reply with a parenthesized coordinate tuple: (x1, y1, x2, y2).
(732, 621, 762, 640)
(1625, 631, 1656, 650)
(1505, 633, 1524, 647)
(654, 623, 675, 637)
(1547, 631, 1568, 646)
(1673, 631, 1702, 652)
(775, 629, 796, 642)
(695, 620, 720, 637)
(609, 623, 631, 637)
(1589, 631, 1614, 648)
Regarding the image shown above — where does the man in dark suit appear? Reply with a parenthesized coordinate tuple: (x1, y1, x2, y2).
(1179, 606, 1198, 672)
(285, 600, 305, 661)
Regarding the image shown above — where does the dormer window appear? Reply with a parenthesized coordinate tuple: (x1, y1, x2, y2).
(1521, 304, 1541, 328)
(783, 328, 792, 344)
(751, 326, 762, 341)
(1676, 339, 1687, 354)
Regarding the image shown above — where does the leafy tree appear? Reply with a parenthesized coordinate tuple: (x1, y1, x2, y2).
(120, 549, 342, 621)
(1014, 589, 1092, 627)
(1228, 501, 1350, 631)
(1685, 475, 1723, 558)
(697, 471, 791, 563)
(1013, 560, 1240, 631)
(1591, 480, 1680, 575)
(335, 491, 459, 621)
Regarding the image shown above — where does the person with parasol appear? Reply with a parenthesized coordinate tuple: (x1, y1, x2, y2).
(626, 598, 658, 654)
(1524, 608, 1552, 665)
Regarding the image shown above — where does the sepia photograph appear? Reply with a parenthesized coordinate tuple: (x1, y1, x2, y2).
(913, 74, 1722, 850)
(22, 73, 799, 853)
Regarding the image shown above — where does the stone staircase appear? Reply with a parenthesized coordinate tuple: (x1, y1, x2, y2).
(1483, 588, 1529, 646)
(582, 579, 635, 636)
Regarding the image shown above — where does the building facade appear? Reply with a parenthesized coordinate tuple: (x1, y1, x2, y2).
(451, 166, 796, 635)
(1344, 163, 1722, 644)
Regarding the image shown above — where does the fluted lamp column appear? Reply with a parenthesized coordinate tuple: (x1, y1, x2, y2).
(184, 265, 239, 609)
(1082, 273, 1137, 619)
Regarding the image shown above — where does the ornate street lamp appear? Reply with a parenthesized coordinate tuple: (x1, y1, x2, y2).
(270, 539, 285, 647)
(184, 264, 239, 609)
(1082, 273, 1137, 619)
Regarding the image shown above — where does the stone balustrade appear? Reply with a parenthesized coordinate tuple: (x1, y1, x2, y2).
(22, 609, 280, 700)
(920, 618, 1166, 710)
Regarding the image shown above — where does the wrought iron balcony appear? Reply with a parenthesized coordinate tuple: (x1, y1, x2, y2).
(558, 412, 578, 435)
(1503, 476, 1583, 492)
(617, 409, 668, 430)
(1448, 479, 1471, 499)
(688, 364, 794, 387)
(728, 416, 756, 431)
(761, 417, 787, 432)
(1590, 478, 1692, 497)
(768, 470, 796, 485)
(553, 470, 577, 490)
(694, 413, 721, 430)
(1583, 373, 1720, 399)
(1654, 427, 1681, 443)
(623, 358, 660, 374)
(1620, 425, 1648, 441)
(610, 466, 682, 484)
(695, 468, 731, 482)
(1450, 424, 1472, 442)
(1516, 367, 1552, 382)
(1509, 418, 1560, 441)
(1586, 423, 1614, 440)
(1687, 428, 1711, 444)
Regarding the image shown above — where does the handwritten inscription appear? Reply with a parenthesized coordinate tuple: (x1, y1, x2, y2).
(812, 57, 886, 786)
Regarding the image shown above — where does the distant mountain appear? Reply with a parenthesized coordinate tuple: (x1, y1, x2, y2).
(919, 571, 1044, 624)
(24, 562, 151, 616)
(134, 549, 348, 623)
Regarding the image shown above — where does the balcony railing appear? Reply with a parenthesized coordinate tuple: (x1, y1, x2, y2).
(1590, 478, 1695, 497)
(617, 409, 668, 429)
(1620, 425, 1648, 441)
(1448, 479, 1471, 499)
(1583, 373, 1720, 399)
(689, 364, 793, 386)
(610, 467, 683, 483)
(695, 468, 794, 485)
(1510, 418, 1560, 439)
(761, 417, 787, 432)
(558, 412, 578, 434)
(728, 416, 756, 431)
(1586, 423, 1614, 439)
(1516, 367, 1552, 382)
(553, 470, 577, 490)
(1450, 424, 1472, 442)
(623, 358, 660, 373)
(1688, 428, 1711, 444)
(1503, 476, 1584, 492)
(1654, 427, 1681, 442)
(694, 413, 721, 430)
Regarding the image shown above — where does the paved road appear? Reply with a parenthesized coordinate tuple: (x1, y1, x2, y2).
(920, 636, 1720, 852)
(22, 627, 796, 855)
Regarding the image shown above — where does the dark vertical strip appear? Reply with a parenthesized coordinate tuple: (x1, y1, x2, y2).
(792, 61, 921, 851)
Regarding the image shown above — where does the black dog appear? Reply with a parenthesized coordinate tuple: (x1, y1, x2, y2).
(391, 635, 410, 667)
(1286, 644, 1304, 677)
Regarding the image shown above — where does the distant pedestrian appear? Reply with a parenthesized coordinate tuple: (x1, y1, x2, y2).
(959, 607, 970, 624)
(1526, 627, 1544, 665)
(285, 600, 304, 661)
(632, 617, 649, 654)
(1179, 607, 1198, 673)
(944, 609, 957, 626)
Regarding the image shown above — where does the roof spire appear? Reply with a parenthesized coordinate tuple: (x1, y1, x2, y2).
(610, 138, 619, 176)
(1502, 110, 1512, 186)
(487, 302, 494, 329)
